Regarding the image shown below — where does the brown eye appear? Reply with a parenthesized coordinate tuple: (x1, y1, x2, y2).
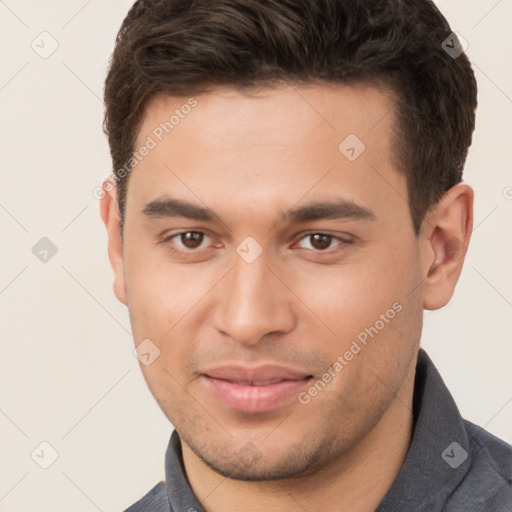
(296, 232, 351, 252)
(309, 233, 332, 250)
(179, 231, 205, 249)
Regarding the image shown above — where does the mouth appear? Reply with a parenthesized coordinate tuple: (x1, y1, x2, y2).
(200, 365, 313, 413)
(229, 379, 294, 386)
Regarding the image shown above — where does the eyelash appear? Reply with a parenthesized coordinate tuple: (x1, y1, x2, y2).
(161, 230, 353, 254)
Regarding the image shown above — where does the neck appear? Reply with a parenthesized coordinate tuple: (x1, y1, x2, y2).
(182, 369, 415, 512)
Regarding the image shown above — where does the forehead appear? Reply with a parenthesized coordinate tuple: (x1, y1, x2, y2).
(127, 83, 407, 229)
(139, 82, 395, 148)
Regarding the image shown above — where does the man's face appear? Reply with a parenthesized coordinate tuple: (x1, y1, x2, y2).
(117, 83, 426, 479)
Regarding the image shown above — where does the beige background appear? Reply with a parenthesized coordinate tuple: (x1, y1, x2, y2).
(1, 1, 511, 511)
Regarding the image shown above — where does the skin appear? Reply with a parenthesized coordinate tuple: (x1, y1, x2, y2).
(101, 82, 473, 511)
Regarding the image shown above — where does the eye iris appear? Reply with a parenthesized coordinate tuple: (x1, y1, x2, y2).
(310, 233, 331, 250)
(181, 232, 203, 249)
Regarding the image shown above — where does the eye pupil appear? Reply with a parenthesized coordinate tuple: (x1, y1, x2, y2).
(181, 232, 203, 248)
(310, 233, 331, 250)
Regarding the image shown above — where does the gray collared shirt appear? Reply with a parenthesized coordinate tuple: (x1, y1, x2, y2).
(124, 349, 512, 511)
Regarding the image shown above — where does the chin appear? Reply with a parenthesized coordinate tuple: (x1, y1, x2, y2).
(184, 430, 339, 482)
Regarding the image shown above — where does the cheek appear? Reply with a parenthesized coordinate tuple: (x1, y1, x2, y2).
(295, 253, 423, 384)
(124, 249, 211, 335)
(295, 254, 415, 337)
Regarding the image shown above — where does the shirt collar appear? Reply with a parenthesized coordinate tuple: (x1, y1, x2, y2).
(164, 431, 205, 512)
(376, 348, 472, 511)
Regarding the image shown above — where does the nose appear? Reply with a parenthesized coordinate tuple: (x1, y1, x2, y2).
(212, 249, 296, 346)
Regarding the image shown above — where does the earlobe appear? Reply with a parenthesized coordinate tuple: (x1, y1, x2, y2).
(422, 183, 473, 310)
(100, 181, 128, 305)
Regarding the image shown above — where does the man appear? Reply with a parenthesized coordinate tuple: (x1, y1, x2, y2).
(100, 0, 512, 510)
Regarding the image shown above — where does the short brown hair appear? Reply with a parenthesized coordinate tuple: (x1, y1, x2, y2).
(103, 0, 477, 234)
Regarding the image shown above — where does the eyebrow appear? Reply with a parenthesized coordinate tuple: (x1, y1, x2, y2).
(283, 199, 375, 223)
(142, 196, 376, 224)
(143, 197, 215, 221)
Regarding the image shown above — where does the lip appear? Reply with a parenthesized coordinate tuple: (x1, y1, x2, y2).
(201, 365, 313, 413)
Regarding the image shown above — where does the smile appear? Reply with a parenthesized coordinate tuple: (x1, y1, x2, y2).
(200, 365, 313, 413)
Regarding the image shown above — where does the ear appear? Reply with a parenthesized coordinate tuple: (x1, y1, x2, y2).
(100, 181, 127, 305)
(421, 183, 474, 310)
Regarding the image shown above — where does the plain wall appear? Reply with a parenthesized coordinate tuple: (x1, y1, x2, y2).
(1, 1, 511, 511)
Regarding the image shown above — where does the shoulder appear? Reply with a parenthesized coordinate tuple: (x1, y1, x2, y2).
(447, 421, 512, 511)
(123, 481, 170, 512)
